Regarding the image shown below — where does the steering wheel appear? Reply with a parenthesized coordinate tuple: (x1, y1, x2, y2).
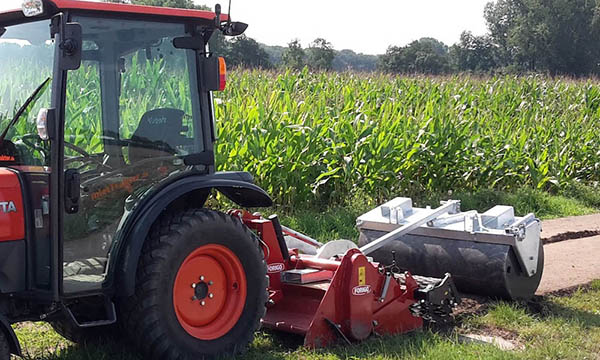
(19, 134, 111, 171)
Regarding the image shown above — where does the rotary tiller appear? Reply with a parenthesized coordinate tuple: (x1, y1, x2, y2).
(233, 209, 461, 348)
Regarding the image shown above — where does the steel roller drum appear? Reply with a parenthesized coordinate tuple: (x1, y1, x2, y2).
(359, 229, 544, 300)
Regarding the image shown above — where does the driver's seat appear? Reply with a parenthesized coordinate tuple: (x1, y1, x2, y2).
(127, 108, 187, 164)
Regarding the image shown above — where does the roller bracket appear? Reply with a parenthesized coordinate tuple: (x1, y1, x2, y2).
(507, 216, 540, 276)
(357, 199, 541, 277)
(358, 200, 461, 255)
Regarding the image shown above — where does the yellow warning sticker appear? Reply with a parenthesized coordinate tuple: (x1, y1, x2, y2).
(358, 266, 366, 285)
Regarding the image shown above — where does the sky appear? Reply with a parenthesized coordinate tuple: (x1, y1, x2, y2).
(226, 0, 490, 54)
(2, 0, 490, 54)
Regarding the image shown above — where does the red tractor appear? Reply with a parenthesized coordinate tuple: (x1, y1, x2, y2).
(0, 1, 542, 359)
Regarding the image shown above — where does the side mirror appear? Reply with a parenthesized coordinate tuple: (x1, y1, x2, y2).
(222, 22, 248, 37)
(60, 22, 82, 70)
(173, 36, 204, 50)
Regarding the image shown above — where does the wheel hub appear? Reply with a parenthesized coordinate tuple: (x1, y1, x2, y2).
(192, 280, 210, 301)
(173, 244, 247, 340)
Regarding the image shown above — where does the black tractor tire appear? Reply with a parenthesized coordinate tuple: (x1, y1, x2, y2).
(0, 330, 10, 360)
(50, 319, 115, 344)
(118, 209, 268, 360)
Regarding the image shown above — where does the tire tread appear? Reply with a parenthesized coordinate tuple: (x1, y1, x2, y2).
(119, 209, 268, 359)
(0, 330, 9, 360)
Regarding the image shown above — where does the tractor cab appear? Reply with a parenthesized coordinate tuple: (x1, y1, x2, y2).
(0, 0, 266, 307)
(0, 2, 277, 358)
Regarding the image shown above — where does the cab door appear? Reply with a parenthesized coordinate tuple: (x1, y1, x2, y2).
(50, 14, 84, 300)
(59, 15, 204, 296)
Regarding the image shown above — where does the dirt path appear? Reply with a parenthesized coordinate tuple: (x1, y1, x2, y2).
(536, 235, 600, 294)
(541, 214, 600, 243)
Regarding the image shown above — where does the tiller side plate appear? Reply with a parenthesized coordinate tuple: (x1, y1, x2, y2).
(233, 210, 460, 348)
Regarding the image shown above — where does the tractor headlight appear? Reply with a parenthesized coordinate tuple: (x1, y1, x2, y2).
(21, 0, 44, 17)
(36, 108, 49, 140)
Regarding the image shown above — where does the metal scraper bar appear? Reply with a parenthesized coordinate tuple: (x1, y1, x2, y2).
(359, 200, 461, 255)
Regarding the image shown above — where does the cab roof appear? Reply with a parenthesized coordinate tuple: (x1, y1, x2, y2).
(1, 0, 228, 27)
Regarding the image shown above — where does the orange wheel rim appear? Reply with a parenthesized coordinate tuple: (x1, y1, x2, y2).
(173, 244, 247, 340)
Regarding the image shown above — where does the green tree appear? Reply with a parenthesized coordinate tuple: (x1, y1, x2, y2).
(332, 49, 377, 72)
(484, 0, 600, 75)
(281, 39, 306, 70)
(208, 32, 228, 56)
(226, 35, 272, 69)
(261, 45, 286, 67)
(449, 31, 498, 72)
(483, 0, 520, 67)
(379, 37, 450, 75)
(307, 38, 335, 71)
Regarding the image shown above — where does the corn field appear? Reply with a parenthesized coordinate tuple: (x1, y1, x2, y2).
(216, 70, 600, 205)
(2, 58, 600, 207)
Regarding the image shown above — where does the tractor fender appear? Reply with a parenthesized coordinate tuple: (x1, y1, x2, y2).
(0, 313, 21, 356)
(112, 171, 272, 297)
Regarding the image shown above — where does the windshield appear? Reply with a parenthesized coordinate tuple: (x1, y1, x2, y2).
(0, 20, 54, 167)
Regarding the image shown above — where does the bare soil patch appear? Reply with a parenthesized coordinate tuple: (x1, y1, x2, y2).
(541, 214, 600, 244)
(536, 236, 600, 294)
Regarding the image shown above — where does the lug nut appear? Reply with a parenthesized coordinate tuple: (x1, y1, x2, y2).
(208, 281, 213, 285)
(191, 296, 197, 301)
(201, 301, 206, 306)
(200, 276, 205, 281)
(191, 283, 196, 289)
(209, 293, 214, 299)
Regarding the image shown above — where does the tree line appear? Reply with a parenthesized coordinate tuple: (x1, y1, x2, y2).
(107, 0, 600, 76)
(381, 0, 600, 76)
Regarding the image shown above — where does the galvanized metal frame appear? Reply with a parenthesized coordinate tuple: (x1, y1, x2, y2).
(356, 198, 542, 277)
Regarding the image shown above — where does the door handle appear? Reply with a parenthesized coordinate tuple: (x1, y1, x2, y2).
(64, 168, 80, 214)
